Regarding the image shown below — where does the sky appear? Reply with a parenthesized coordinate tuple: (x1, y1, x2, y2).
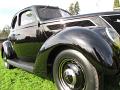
(0, 0, 114, 30)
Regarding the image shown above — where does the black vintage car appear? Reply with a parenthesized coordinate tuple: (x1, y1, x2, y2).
(1, 5, 120, 90)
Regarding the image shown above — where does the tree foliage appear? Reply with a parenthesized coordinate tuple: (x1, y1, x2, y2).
(69, 3, 75, 15)
(74, 1, 80, 15)
(114, 0, 120, 8)
(0, 25, 10, 39)
(69, 1, 80, 15)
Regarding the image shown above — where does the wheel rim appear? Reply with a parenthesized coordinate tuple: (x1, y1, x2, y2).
(58, 58, 85, 90)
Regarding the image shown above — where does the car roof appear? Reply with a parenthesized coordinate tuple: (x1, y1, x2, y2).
(13, 5, 120, 22)
(14, 5, 59, 16)
(31, 5, 59, 9)
(15, 5, 120, 16)
(15, 5, 120, 17)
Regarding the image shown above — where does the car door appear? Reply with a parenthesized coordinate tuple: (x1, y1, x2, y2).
(11, 10, 42, 61)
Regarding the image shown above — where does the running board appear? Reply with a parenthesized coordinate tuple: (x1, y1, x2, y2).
(7, 59, 34, 73)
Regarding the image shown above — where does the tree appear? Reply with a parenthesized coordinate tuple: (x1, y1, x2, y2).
(69, 1, 80, 15)
(69, 3, 75, 15)
(0, 25, 10, 39)
(74, 1, 80, 15)
(114, 0, 120, 8)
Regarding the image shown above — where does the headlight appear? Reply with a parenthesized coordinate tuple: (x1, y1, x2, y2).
(106, 28, 119, 42)
(106, 28, 120, 47)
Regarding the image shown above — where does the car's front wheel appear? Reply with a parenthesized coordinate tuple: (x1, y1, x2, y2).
(53, 49, 99, 90)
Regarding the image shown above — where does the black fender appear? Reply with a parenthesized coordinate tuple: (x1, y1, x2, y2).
(34, 26, 113, 76)
(1, 40, 16, 59)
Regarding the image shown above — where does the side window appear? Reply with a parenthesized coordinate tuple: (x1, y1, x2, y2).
(20, 10, 36, 26)
(11, 16, 17, 29)
(66, 20, 95, 27)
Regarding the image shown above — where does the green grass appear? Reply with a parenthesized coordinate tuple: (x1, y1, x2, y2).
(1, 52, 120, 90)
(0, 54, 57, 90)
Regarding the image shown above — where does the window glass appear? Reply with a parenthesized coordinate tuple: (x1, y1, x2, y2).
(37, 7, 71, 21)
(37, 7, 62, 21)
(60, 10, 71, 17)
(11, 16, 17, 29)
(20, 11, 36, 26)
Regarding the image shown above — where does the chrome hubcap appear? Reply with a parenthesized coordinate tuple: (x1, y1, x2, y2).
(59, 59, 85, 90)
(64, 68, 76, 88)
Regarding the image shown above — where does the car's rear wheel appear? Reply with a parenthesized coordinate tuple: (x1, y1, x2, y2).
(2, 51, 13, 69)
(53, 49, 99, 90)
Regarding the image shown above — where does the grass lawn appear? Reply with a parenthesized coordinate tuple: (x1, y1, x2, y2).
(0, 53, 57, 90)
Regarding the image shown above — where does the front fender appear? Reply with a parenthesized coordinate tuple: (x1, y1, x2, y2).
(40, 27, 113, 67)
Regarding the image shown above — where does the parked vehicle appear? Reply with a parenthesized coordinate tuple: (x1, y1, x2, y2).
(1, 5, 120, 90)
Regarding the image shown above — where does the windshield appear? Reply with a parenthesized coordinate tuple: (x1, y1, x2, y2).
(37, 6, 70, 21)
